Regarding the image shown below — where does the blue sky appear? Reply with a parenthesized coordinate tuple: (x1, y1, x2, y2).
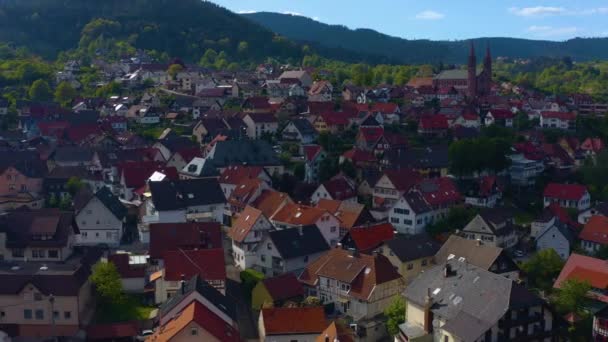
(212, 0, 608, 41)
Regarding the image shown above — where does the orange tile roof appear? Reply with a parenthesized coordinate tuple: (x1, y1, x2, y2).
(315, 199, 365, 229)
(316, 199, 341, 213)
(579, 215, 608, 246)
(271, 203, 329, 226)
(554, 253, 608, 303)
(228, 206, 263, 243)
(148, 301, 240, 342)
(299, 248, 403, 301)
(316, 321, 355, 342)
(251, 190, 292, 218)
(261, 307, 326, 335)
(219, 165, 264, 185)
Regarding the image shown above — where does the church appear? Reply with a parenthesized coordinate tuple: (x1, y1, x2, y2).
(433, 43, 492, 98)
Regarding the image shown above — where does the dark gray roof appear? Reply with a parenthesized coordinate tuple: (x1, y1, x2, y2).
(385, 235, 441, 262)
(463, 208, 515, 237)
(159, 275, 237, 322)
(268, 225, 330, 259)
(405, 260, 544, 342)
(289, 118, 316, 136)
(435, 235, 503, 270)
(149, 179, 225, 211)
(0, 151, 47, 178)
(209, 140, 280, 168)
(94, 187, 127, 220)
(384, 145, 449, 169)
(403, 192, 432, 214)
(536, 219, 575, 244)
(181, 157, 218, 178)
(53, 147, 94, 163)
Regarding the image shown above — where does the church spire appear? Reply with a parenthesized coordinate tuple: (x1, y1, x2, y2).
(467, 41, 477, 97)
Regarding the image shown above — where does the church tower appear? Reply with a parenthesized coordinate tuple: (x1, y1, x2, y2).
(482, 44, 492, 95)
(467, 42, 477, 98)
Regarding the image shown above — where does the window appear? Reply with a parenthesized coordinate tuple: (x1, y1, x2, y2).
(394, 208, 410, 215)
(86, 210, 92, 215)
(267, 243, 272, 250)
(64, 311, 71, 319)
(34, 293, 42, 301)
(0, 311, 4, 318)
(261, 255, 266, 262)
(390, 217, 399, 224)
(330, 226, 337, 233)
(95, 232, 99, 237)
(24, 309, 32, 319)
(106, 232, 112, 239)
(48, 250, 59, 259)
(12, 249, 24, 258)
(53, 311, 59, 319)
(20, 184, 27, 192)
(32, 250, 45, 259)
(35, 309, 44, 320)
(191, 328, 198, 336)
(407, 263, 413, 270)
(421, 259, 428, 266)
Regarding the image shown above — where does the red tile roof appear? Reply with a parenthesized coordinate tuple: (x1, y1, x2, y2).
(303, 144, 323, 162)
(320, 175, 356, 201)
(66, 124, 102, 143)
(149, 301, 240, 342)
(271, 203, 329, 226)
(579, 215, 608, 246)
(149, 222, 222, 259)
(479, 176, 499, 197)
(581, 137, 605, 152)
(341, 148, 376, 164)
(488, 109, 515, 119)
(251, 190, 292, 219)
(554, 253, 608, 303)
(261, 273, 305, 301)
(175, 147, 203, 164)
(383, 169, 422, 192)
(543, 183, 588, 201)
(419, 114, 449, 130)
(261, 307, 326, 335)
(219, 166, 265, 185)
(371, 102, 399, 114)
(163, 249, 226, 282)
(358, 127, 384, 143)
(416, 177, 462, 207)
(228, 206, 263, 243)
(108, 253, 146, 279)
(541, 111, 576, 120)
(347, 223, 395, 252)
(320, 111, 352, 126)
(118, 161, 178, 188)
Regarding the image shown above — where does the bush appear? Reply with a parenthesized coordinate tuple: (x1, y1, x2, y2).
(240, 269, 264, 303)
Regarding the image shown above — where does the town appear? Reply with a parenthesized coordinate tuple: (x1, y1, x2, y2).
(1, 2, 608, 342)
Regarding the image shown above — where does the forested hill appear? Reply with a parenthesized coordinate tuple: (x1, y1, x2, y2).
(243, 12, 608, 64)
(0, 0, 303, 62)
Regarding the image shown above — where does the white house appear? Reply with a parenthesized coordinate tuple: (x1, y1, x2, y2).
(460, 209, 519, 249)
(543, 183, 590, 211)
(242, 113, 279, 139)
(536, 219, 574, 260)
(270, 203, 340, 247)
(229, 206, 273, 270)
(75, 187, 126, 246)
(540, 111, 576, 130)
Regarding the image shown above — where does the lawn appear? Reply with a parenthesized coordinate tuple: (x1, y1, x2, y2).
(94, 295, 156, 323)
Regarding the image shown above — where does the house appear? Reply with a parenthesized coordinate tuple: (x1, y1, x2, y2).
(460, 176, 503, 208)
(484, 109, 515, 127)
(535, 216, 575, 260)
(579, 215, 608, 254)
(206, 140, 283, 175)
(0, 208, 78, 262)
(460, 208, 519, 249)
(278, 70, 313, 88)
(308, 81, 333, 102)
(507, 153, 545, 186)
(255, 225, 330, 277)
(593, 305, 608, 340)
(270, 203, 341, 247)
(74, 187, 126, 247)
(310, 174, 357, 204)
(578, 202, 608, 224)
(148, 222, 222, 260)
(303, 144, 326, 184)
(153, 248, 226, 303)
(116, 161, 178, 201)
(228, 206, 273, 270)
(453, 113, 480, 128)
(382, 146, 449, 178)
(107, 252, 147, 293)
(166, 147, 203, 172)
(0, 256, 97, 339)
(356, 126, 384, 151)
(148, 301, 240, 342)
(540, 111, 576, 129)
(157, 275, 237, 328)
(418, 115, 449, 136)
(258, 307, 326, 342)
(144, 178, 226, 227)
(372, 132, 407, 157)
(380, 234, 441, 283)
(543, 183, 591, 211)
(400, 260, 558, 342)
(372, 169, 422, 214)
(180, 157, 218, 180)
(251, 273, 305, 310)
(388, 177, 462, 235)
(435, 235, 520, 280)
(299, 248, 405, 341)
(0, 151, 47, 197)
(219, 166, 271, 200)
(316, 199, 374, 236)
(554, 253, 608, 303)
(251, 189, 293, 220)
(192, 118, 230, 143)
(339, 223, 395, 253)
(313, 112, 353, 134)
(281, 118, 317, 144)
(243, 113, 278, 139)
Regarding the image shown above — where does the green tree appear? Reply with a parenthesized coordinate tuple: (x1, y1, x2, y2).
(521, 249, 565, 291)
(54, 81, 77, 106)
(28, 79, 52, 102)
(553, 279, 591, 315)
(66, 177, 84, 195)
(167, 63, 184, 79)
(237, 41, 249, 55)
(384, 296, 405, 336)
(90, 262, 124, 304)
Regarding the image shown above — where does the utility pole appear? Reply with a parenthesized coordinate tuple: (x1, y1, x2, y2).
(49, 294, 57, 342)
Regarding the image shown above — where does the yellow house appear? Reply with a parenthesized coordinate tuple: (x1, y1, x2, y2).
(251, 273, 304, 310)
(380, 235, 441, 284)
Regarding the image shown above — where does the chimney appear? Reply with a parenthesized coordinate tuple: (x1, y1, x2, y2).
(180, 274, 186, 294)
(423, 288, 433, 333)
(476, 239, 482, 246)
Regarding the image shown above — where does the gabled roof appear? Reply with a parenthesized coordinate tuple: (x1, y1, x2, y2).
(246, 112, 277, 123)
(300, 248, 402, 300)
(541, 111, 576, 120)
(163, 249, 226, 282)
(487, 108, 515, 119)
(152, 301, 240, 342)
(271, 203, 329, 226)
(342, 148, 376, 164)
(0, 150, 47, 178)
(579, 215, 608, 246)
(149, 222, 222, 259)
(554, 253, 608, 301)
(210, 140, 280, 167)
(53, 146, 94, 163)
(385, 234, 441, 262)
(260, 273, 305, 301)
(0, 208, 77, 249)
(343, 223, 395, 252)
(228, 206, 264, 243)
(419, 114, 449, 130)
(261, 307, 326, 335)
(382, 169, 422, 192)
(289, 118, 317, 136)
(267, 225, 330, 259)
(543, 183, 588, 201)
(319, 175, 356, 201)
(219, 165, 265, 185)
(149, 178, 225, 211)
(91, 187, 127, 220)
(319, 111, 352, 126)
(118, 161, 178, 189)
(358, 126, 384, 143)
(435, 235, 503, 270)
(415, 177, 462, 207)
(303, 144, 323, 162)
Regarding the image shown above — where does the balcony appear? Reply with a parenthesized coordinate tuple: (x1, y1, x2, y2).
(499, 312, 543, 329)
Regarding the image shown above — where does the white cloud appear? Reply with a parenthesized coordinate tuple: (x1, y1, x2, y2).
(509, 6, 565, 17)
(527, 25, 580, 37)
(237, 10, 257, 14)
(415, 10, 445, 20)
